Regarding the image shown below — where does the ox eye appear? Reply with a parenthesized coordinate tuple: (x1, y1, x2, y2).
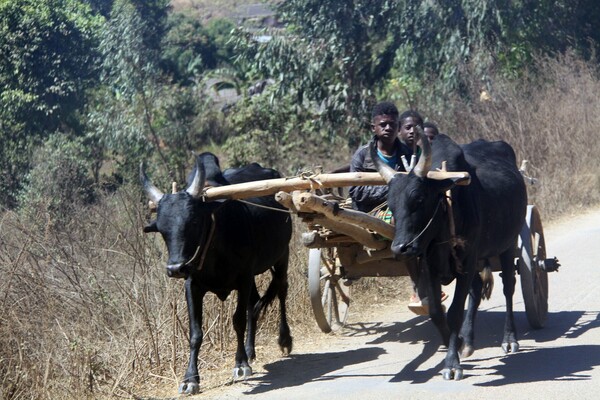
(407, 191, 424, 210)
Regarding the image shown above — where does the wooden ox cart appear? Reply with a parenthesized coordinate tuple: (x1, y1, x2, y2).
(197, 167, 559, 334)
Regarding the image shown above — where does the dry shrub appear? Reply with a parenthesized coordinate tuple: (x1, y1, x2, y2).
(425, 51, 600, 220)
(0, 188, 317, 399)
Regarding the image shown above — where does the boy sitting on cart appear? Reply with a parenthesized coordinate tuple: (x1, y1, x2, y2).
(349, 102, 447, 314)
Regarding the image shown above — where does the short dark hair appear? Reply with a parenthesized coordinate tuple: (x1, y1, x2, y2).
(399, 109, 423, 127)
(371, 101, 399, 120)
(423, 121, 439, 135)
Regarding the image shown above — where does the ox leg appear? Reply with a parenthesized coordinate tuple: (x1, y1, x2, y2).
(274, 255, 293, 355)
(245, 281, 260, 362)
(420, 254, 449, 344)
(233, 282, 252, 380)
(179, 278, 206, 395)
(423, 274, 450, 344)
(442, 258, 476, 381)
(459, 272, 483, 358)
(500, 250, 519, 353)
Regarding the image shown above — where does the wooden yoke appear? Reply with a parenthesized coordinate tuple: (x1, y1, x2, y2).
(201, 171, 470, 202)
(147, 169, 470, 212)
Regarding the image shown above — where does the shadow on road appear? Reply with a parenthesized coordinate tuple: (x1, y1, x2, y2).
(242, 347, 387, 395)
(472, 344, 600, 386)
(242, 309, 600, 394)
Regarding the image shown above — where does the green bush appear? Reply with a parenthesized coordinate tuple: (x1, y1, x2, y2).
(18, 134, 95, 227)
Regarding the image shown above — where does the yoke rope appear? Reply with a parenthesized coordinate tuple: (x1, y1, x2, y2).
(403, 197, 444, 248)
(185, 213, 217, 271)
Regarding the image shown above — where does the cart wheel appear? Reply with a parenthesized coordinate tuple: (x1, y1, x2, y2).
(308, 248, 351, 333)
(518, 205, 549, 329)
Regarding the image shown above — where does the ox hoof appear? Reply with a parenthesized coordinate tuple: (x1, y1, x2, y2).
(279, 337, 293, 356)
(232, 365, 252, 381)
(441, 368, 464, 381)
(502, 341, 520, 354)
(178, 381, 199, 395)
(460, 344, 475, 358)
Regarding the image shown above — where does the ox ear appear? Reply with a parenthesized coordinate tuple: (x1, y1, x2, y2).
(143, 220, 158, 233)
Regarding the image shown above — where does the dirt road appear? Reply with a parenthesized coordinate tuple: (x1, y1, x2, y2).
(202, 206, 600, 400)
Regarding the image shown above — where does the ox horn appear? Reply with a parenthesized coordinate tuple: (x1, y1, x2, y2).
(369, 139, 398, 183)
(186, 156, 206, 198)
(413, 126, 431, 178)
(140, 162, 164, 204)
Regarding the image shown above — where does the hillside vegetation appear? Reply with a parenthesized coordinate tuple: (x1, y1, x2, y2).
(1, 1, 600, 398)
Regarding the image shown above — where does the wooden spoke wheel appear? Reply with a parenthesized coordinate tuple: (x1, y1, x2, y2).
(308, 248, 351, 333)
(518, 205, 549, 329)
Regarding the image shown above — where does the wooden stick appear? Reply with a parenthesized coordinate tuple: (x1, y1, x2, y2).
(289, 192, 395, 240)
(202, 170, 470, 201)
(308, 216, 388, 250)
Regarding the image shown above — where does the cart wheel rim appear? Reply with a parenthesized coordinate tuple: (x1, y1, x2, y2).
(308, 248, 351, 333)
(519, 205, 549, 329)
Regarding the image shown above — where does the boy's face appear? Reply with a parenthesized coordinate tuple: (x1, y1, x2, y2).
(424, 127, 437, 143)
(371, 114, 399, 145)
(399, 116, 421, 148)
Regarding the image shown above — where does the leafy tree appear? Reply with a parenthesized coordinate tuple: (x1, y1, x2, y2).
(205, 18, 237, 66)
(161, 13, 219, 84)
(0, 0, 103, 135)
(233, 0, 403, 147)
(0, 0, 104, 208)
(82, 0, 115, 17)
(222, 83, 349, 175)
(88, 0, 207, 185)
(391, 0, 600, 97)
(18, 134, 95, 227)
(88, 0, 165, 182)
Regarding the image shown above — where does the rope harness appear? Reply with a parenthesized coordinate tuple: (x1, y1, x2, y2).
(185, 212, 217, 271)
(402, 196, 444, 248)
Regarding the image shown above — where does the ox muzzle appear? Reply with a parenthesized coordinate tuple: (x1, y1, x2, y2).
(391, 242, 420, 259)
(166, 263, 190, 279)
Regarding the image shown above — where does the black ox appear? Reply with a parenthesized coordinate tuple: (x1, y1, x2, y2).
(141, 153, 293, 394)
(371, 130, 527, 380)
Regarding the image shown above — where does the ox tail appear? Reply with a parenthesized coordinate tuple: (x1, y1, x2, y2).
(252, 274, 280, 320)
(480, 266, 494, 300)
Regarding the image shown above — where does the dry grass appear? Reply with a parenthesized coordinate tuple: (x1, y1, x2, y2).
(2, 54, 600, 399)
(424, 52, 600, 221)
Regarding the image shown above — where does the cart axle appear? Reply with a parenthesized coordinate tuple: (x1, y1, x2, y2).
(540, 257, 560, 272)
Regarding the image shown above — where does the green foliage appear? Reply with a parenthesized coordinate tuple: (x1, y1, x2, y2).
(18, 134, 95, 227)
(388, 0, 600, 97)
(82, 0, 115, 17)
(89, 0, 224, 186)
(233, 0, 403, 143)
(0, 0, 103, 134)
(160, 14, 235, 84)
(0, 0, 104, 208)
(222, 85, 347, 174)
(0, 123, 38, 209)
(162, 13, 214, 83)
(205, 18, 236, 64)
(88, 0, 168, 182)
